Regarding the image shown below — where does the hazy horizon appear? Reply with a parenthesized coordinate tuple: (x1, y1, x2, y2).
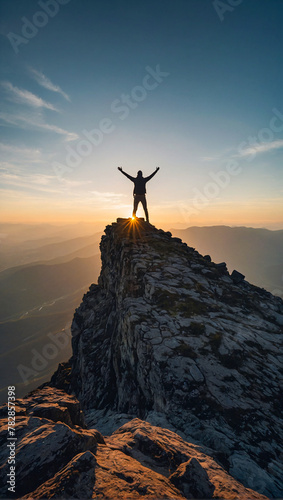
(1, 219, 283, 232)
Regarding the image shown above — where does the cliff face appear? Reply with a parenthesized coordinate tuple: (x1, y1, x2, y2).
(1, 218, 282, 499)
(58, 218, 283, 497)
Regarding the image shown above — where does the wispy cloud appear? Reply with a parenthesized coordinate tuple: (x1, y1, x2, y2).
(200, 156, 220, 162)
(60, 178, 93, 188)
(29, 68, 70, 102)
(0, 111, 78, 141)
(0, 143, 43, 164)
(0, 168, 130, 213)
(0, 143, 41, 156)
(0, 164, 92, 194)
(1, 81, 58, 111)
(90, 190, 127, 203)
(238, 139, 283, 157)
(0, 168, 58, 192)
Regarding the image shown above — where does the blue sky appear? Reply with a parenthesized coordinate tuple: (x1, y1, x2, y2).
(0, 0, 282, 228)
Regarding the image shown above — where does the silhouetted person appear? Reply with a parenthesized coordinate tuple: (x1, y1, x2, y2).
(118, 166, 160, 223)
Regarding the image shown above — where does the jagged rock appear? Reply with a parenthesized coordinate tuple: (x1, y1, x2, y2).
(15, 386, 86, 428)
(93, 445, 184, 499)
(215, 261, 229, 274)
(22, 451, 97, 499)
(0, 401, 268, 499)
(49, 218, 283, 498)
(231, 269, 246, 284)
(30, 403, 73, 426)
(0, 402, 26, 418)
(0, 412, 104, 497)
(25, 443, 182, 499)
(169, 457, 215, 499)
(49, 362, 72, 392)
(106, 419, 267, 499)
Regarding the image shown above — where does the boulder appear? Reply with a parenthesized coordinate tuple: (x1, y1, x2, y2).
(169, 457, 215, 499)
(30, 403, 73, 426)
(231, 270, 246, 284)
(204, 254, 212, 262)
(22, 451, 96, 499)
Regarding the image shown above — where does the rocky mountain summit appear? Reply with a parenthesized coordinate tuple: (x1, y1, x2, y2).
(1, 218, 282, 499)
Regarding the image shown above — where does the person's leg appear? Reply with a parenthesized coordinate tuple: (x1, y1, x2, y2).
(141, 195, 149, 222)
(133, 195, 139, 217)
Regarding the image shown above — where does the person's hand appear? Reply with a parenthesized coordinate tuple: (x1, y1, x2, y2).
(118, 166, 122, 172)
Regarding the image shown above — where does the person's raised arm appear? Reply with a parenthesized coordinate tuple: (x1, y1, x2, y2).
(117, 167, 135, 182)
(144, 167, 160, 182)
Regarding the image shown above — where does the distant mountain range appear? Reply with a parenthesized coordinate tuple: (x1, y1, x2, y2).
(0, 224, 102, 403)
(171, 226, 283, 297)
(0, 255, 101, 321)
(0, 225, 102, 271)
(0, 254, 101, 403)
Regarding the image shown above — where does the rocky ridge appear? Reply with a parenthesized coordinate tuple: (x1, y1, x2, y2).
(1, 218, 282, 499)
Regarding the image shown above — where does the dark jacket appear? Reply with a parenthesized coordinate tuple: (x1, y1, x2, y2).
(121, 170, 158, 195)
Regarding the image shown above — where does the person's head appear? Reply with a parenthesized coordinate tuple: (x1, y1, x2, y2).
(137, 170, 143, 177)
